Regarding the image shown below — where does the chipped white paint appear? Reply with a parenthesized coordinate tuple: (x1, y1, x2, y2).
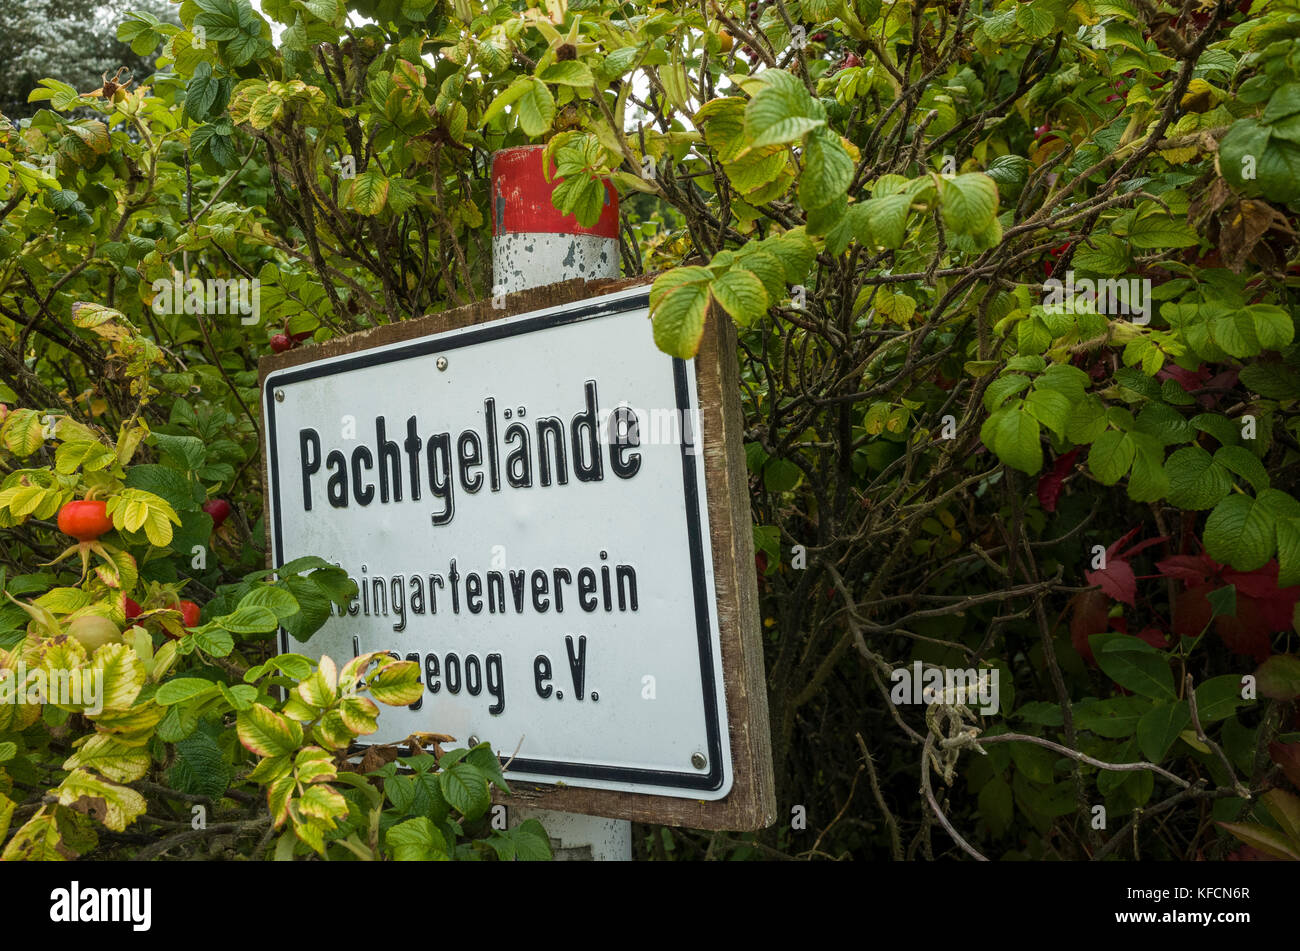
(493, 232, 618, 295)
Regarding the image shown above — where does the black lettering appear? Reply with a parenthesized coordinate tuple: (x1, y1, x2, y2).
(457, 430, 484, 492)
(425, 654, 440, 693)
(376, 416, 402, 503)
(552, 567, 572, 613)
(391, 575, 406, 630)
(565, 634, 587, 701)
(536, 417, 568, 486)
(427, 432, 454, 526)
(533, 654, 553, 699)
(577, 568, 598, 612)
(571, 381, 603, 482)
(445, 653, 461, 693)
(616, 565, 638, 611)
(326, 450, 348, 507)
(448, 559, 460, 613)
(466, 572, 483, 614)
(351, 445, 375, 505)
(465, 654, 482, 696)
(404, 416, 423, 501)
(405, 651, 422, 710)
(509, 570, 526, 612)
(484, 398, 501, 492)
(504, 422, 532, 488)
(531, 569, 549, 612)
(486, 654, 505, 714)
(609, 407, 641, 478)
(299, 429, 321, 511)
(486, 571, 505, 613)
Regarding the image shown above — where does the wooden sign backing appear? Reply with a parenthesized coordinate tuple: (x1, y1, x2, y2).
(258, 278, 775, 830)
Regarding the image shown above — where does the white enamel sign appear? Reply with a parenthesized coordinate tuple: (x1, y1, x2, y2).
(262, 287, 733, 799)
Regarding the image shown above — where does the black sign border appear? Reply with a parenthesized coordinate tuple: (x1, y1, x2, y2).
(262, 290, 727, 793)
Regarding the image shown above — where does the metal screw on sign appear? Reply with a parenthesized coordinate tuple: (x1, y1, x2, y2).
(468, 735, 479, 747)
(436, 356, 448, 371)
(691, 752, 707, 770)
(274, 390, 285, 403)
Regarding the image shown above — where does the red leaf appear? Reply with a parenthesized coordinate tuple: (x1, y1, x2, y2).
(1166, 555, 1298, 659)
(1225, 561, 1287, 601)
(1172, 584, 1214, 639)
(1136, 626, 1170, 650)
(1215, 599, 1275, 662)
(1115, 533, 1169, 561)
(1036, 449, 1079, 513)
(1269, 742, 1300, 791)
(1156, 363, 1209, 393)
(1086, 558, 1137, 606)
(1157, 553, 1216, 585)
(1070, 589, 1112, 665)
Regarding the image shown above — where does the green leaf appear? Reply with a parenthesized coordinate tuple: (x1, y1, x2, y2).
(368, 660, 423, 706)
(123, 465, 198, 514)
(237, 703, 302, 758)
(1195, 675, 1251, 723)
(57, 769, 147, 832)
(1088, 430, 1135, 485)
(1218, 820, 1300, 861)
(977, 777, 1014, 837)
(155, 677, 218, 706)
(538, 61, 594, 88)
(861, 193, 911, 249)
(1214, 446, 1270, 492)
(516, 77, 556, 137)
(980, 405, 1042, 474)
(1127, 215, 1198, 249)
(1126, 434, 1170, 503)
(939, 173, 998, 235)
(1091, 634, 1176, 701)
(1204, 494, 1276, 572)
(745, 73, 822, 149)
(709, 269, 768, 326)
(1008, 739, 1055, 783)
(1024, 387, 1072, 440)
(1075, 696, 1150, 738)
(238, 585, 300, 621)
(212, 605, 279, 634)
(1073, 235, 1131, 276)
(1015, 2, 1055, 38)
(1164, 446, 1232, 510)
(170, 729, 233, 798)
(1136, 701, 1190, 763)
(799, 130, 853, 210)
(344, 169, 389, 216)
(386, 817, 449, 860)
(1257, 655, 1300, 701)
(440, 762, 491, 819)
(650, 268, 712, 358)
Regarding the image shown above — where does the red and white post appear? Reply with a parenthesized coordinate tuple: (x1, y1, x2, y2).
(491, 145, 620, 296)
(490, 145, 631, 861)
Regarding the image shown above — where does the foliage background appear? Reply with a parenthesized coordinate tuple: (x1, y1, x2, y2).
(1, 0, 1299, 861)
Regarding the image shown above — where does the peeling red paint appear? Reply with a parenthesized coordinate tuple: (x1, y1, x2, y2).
(491, 145, 619, 239)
